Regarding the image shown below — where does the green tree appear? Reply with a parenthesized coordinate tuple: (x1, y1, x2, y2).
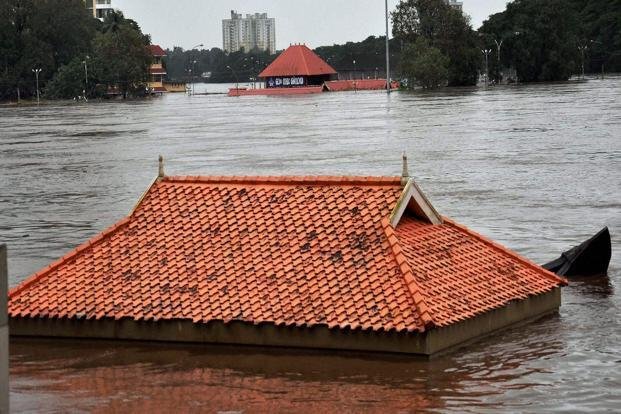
(0, 0, 96, 100)
(567, 0, 621, 73)
(400, 38, 448, 88)
(479, 0, 581, 82)
(45, 57, 86, 98)
(90, 11, 152, 98)
(392, 0, 480, 86)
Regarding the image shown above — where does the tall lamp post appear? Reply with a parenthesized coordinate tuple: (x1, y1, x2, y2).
(82, 55, 89, 100)
(385, 0, 391, 93)
(578, 43, 588, 79)
(191, 60, 198, 95)
(31, 68, 42, 105)
(353, 59, 357, 80)
(481, 49, 491, 86)
(226, 65, 239, 96)
(190, 43, 203, 95)
(493, 38, 503, 63)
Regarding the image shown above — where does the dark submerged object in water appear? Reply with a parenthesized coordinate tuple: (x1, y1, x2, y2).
(543, 227, 612, 277)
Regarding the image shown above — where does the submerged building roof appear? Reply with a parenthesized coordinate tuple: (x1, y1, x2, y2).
(9, 173, 565, 336)
(259, 44, 337, 78)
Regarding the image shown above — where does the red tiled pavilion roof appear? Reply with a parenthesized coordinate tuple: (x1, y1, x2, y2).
(259, 45, 337, 78)
(149, 45, 166, 57)
(8, 176, 565, 333)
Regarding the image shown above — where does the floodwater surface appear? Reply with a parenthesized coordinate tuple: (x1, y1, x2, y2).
(1, 78, 620, 412)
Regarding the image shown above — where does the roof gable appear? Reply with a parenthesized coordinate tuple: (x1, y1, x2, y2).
(259, 45, 337, 78)
(389, 179, 443, 227)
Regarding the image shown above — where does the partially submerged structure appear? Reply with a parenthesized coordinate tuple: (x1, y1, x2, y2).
(229, 44, 397, 96)
(8, 158, 566, 355)
(147, 45, 187, 94)
(261, 44, 337, 88)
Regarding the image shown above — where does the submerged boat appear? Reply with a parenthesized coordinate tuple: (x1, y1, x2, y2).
(543, 227, 612, 277)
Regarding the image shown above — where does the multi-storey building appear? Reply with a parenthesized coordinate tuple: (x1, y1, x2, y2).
(222, 11, 276, 54)
(446, 0, 463, 10)
(84, 0, 113, 20)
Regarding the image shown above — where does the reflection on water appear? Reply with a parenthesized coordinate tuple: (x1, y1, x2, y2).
(1, 77, 620, 412)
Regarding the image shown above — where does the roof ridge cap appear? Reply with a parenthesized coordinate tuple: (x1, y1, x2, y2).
(443, 217, 567, 286)
(164, 175, 402, 186)
(300, 45, 310, 75)
(8, 217, 132, 299)
(381, 218, 436, 330)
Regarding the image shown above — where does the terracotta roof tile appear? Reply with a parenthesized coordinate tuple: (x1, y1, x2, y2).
(8, 175, 564, 334)
(259, 45, 337, 78)
(395, 216, 566, 327)
(149, 45, 166, 57)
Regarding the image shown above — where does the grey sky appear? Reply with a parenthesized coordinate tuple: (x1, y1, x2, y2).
(114, 0, 509, 50)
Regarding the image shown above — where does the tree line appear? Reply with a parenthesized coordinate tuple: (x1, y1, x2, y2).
(396, 0, 621, 88)
(478, 0, 621, 83)
(1, 0, 618, 100)
(0, 0, 152, 101)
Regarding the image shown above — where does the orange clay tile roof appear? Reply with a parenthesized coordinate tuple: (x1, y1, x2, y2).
(259, 45, 337, 78)
(149, 45, 166, 57)
(8, 176, 565, 333)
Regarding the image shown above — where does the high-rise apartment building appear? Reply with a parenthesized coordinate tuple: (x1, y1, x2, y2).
(222, 11, 276, 54)
(446, 0, 463, 10)
(84, 0, 114, 20)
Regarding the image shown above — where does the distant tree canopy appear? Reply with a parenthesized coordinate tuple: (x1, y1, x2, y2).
(0, 0, 98, 100)
(0, 2, 152, 100)
(400, 38, 449, 88)
(571, 0, 621, 73)
(392, 0, 480, 86)
(478, 0, 621, 81)
(479, 0, 580, 82)
(90, 11, 152, 98)
(163, 47, 276, 83)
(315, 36, 402, 78)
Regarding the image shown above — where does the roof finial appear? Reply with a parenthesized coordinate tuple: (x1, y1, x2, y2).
(158, 155, 165, 179)
(401, 151, 409, 185)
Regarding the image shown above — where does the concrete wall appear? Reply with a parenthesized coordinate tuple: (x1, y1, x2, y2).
(0, 245, 8, 413)
(10, 288, 561, 358)
(10, 317, 428, 356)
(427, 288, 562, 355)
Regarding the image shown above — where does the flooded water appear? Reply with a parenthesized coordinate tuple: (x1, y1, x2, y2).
(1, 77, 620, 412)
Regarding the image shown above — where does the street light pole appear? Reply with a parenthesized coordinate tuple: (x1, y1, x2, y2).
(189, 43, 203, 96)
(82, 56, 89, 100)
(226, 65, 239, 96)
(353, 59, 356, 80)
(578, 44, 588, 79)
(31, 68, 41, 105)
(385, 0, 391, 93)
(481, 49, 491, 86)
(192, 60, 197, 95)
(494, 38, 503, 63)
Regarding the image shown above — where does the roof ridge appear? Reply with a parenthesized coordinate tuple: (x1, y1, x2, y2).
(8, 217, 132, 299)
(443, 218, 568, 286)
(381, 218, 436, 330)
(300, 45, 310, 76)
(163, 175, 402, 186)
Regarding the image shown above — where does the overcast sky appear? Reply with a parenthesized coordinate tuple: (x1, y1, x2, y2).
(114, 0, 509, 50)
